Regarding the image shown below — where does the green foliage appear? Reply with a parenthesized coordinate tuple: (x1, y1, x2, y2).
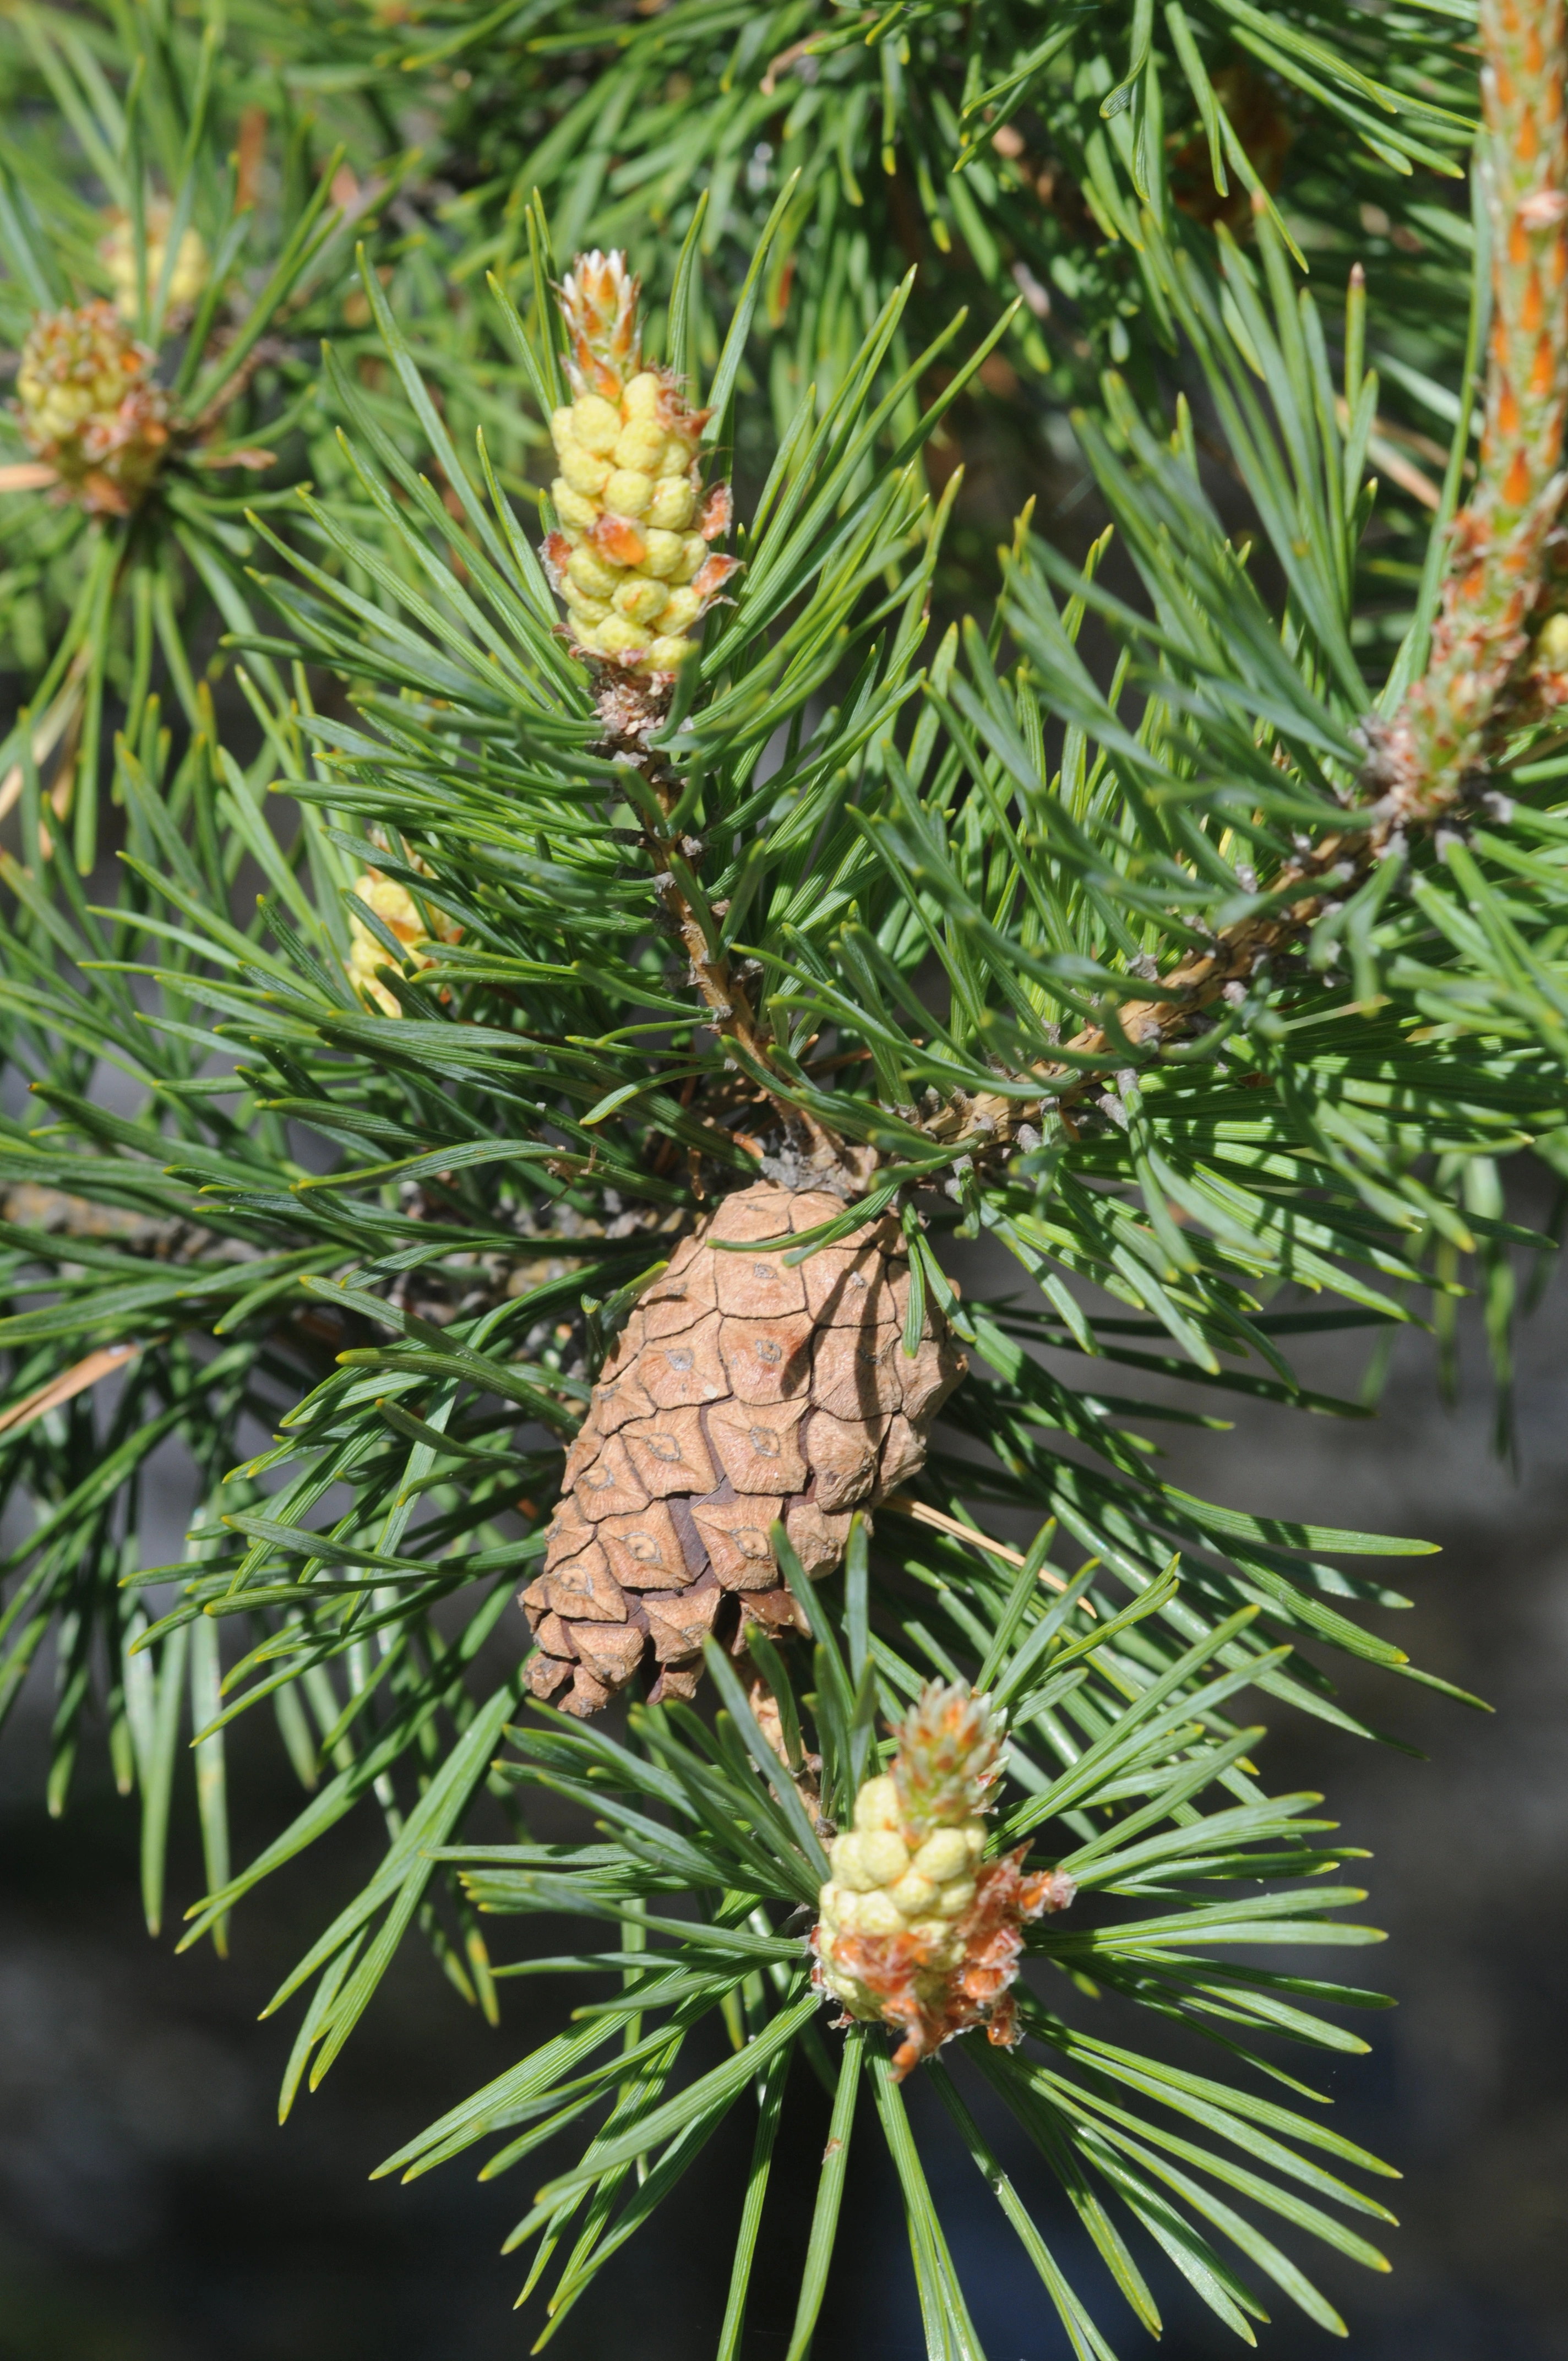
(408, 1594, 1399, 2354)
(351, 0, 1477, 424)
(0, 0, 1553, 2348)
(0, 2, 362, 862)
(0, 0, 551, 868)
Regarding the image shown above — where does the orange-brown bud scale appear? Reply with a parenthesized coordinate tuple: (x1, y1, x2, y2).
(816, 1852, 1075, 2078)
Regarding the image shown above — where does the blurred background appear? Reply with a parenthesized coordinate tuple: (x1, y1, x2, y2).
(2, 1190, 1566, 2361)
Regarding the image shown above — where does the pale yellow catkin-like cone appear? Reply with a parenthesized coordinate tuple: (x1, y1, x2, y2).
(99, 203, 209, 320)
(813, 1684, 1076, 2078)
(540, 249, 737, 682)
(816, 1774, 988, 1985)
(14, 301, 171, 516)
(344, 870, 461, 1015)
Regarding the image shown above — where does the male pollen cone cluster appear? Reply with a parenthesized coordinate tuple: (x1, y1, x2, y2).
(344, 867, 461, 1015)
(814, 1681, 1076, 2079)
(541, 249, 737, 681)
(14, 300, 171, 515)
(99, 201, 209, 321)
(521, 1182, 966, 1717)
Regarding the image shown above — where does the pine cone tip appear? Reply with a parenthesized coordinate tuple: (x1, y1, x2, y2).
(890, 1679, 1005, 1838)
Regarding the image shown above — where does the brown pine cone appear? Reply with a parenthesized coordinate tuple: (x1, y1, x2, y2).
(520, 1182, 967, 1716)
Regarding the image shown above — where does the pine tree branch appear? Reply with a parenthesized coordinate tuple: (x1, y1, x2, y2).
(1381, 0, 1568, 812)
(950, 0, 1568, 1166)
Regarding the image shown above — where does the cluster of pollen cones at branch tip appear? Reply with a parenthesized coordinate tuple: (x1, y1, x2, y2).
(14, 301, 172, 516)
(540, 250, 738, 689)
(344, 867, 461, 1015)
(521, 1183, 966, 1717)
(9, 207, 211, 520)
(814, 1684, 1076, 2078)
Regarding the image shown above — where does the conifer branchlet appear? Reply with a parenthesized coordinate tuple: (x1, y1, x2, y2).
(943, 0, 1568, 1172)
(4, 0, 1565, 2343)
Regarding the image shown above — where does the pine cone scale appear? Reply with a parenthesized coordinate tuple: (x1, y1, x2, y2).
(592, 1369, 657, 1429)
(803, 1240, 900, 1323)
(598, 1502, 696, 1589)
(718, 1313, 815, 1402)
(644, 1580, 723, 1659)
(521, 1183, 967, 1715)
(692, 1493, 785, 1588)
(622, 1408, 716, 1495)
(532, 1611, 578, 1663)
(804, 1410, 885, 1512)
(637, 1327, 728, 1405)
(785, 1497, 854, 1575)
(571, 1619, 645, 1688)
(540, 1551, 625, 1621)
(574, 1436, 650, 1520)
(643, 1279, 714, 1337)
(812, 1324, 900, 1421)
(708, 1397, 808, 1492)
(879, 1415, 925, 1492)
